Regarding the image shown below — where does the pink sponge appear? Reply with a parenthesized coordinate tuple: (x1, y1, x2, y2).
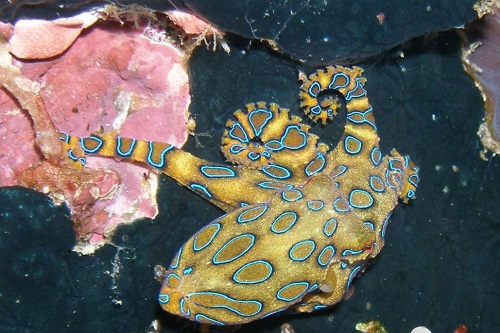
(0, 17, 190, 245)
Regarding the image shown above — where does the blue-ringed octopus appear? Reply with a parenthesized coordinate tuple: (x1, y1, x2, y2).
(61, 65, 419, 325)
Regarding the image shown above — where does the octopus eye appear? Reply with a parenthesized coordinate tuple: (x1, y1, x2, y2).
(249, 136, 264, 147)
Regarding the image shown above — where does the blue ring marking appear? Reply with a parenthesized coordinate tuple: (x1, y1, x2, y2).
(200, 165, 236, 178)
(264, 139, 284, 151)
(330, 165, 347, 179)
(179, 299, 190, 316)
(387, 170, 402, 190)
(183, 266, 193, 275)
(261, 164, 292, 179)
(310, 105, 322, 115)
(257, 181, 294, 191)
(346, 265, 362, 289)
(248, 109, 273, 137)
(158, 293, 170, 304)
(369, 175, 385, 192)
(344, 135, 362, 154)
(403, 155, 410, 167)
(194, 313, 224, 325)
(308, 81, 321, 97)
(364, 221, 375, 230)
(328, 72, 350, 90)
(212, 233, 256, 265)
(232, 260, 273, 284)
(281, 189, 303, 202)
(68, 149, 78, 161)
(381, 212, 392, 238)
(388, 158, 403, 173)
(349, 189, 374, 209)
(147, 141, 174, 168)
(305, 153, 326, 177)
(386, 169, 403, 190)
(333, 197, 350, 212)
(340, 262, 348, 269)
(228, 122, 249, 143)
(271, 211, 298, 234)
(237, 205, 268, 223)
(165, 272, 181, 287)
(78, 157, 86, 166)
(407, 189, 416, 199)
(323, 218, 338, 237)
(409, 173, 420, 187)
(345, 78, 366, 100)
(80, 135, 103, 153)
(189, 183, 213, 198)
(341, 249, 364, 256)
(314, 304, 329, 310)
(317, 245, 335, 267)
(262, 151, 271, 159)
(281, 125, 307, 150)
(247, 151, 261, 161)
(170, 247, 183, 269)
(59, 131, 70, 142)
(188, 291, 263, 317)
(276, 281, 310, 302)
(289, 240, 316, 261)
(370, 147, 382, 166)
(264, 139, 283, 151)
(116, 137, 136, 157)
(307, 200, 324, 211)
(327, 107, 334, 117)
(230, 144, 246, 154)
(385, 169, 396, 189)
(346, 108, 377, 130)
(193, 222, 221, 251)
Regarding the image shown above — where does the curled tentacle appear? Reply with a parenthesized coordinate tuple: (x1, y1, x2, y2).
(299, 66, 365, 124)
(221, 102, 328, 170)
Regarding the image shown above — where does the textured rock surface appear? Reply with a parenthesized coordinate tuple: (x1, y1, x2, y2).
(463, 8, 500, 154)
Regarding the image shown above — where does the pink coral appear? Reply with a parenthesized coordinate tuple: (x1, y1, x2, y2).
(9, 13, 98, 59)
(166, 10, 213, 35)
(0, 18, 190, 244)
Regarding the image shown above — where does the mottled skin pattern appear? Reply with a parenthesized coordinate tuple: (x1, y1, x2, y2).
(62, 66, 419, 325)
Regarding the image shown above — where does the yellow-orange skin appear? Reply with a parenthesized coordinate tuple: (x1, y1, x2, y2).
(64, 66, 419, 325)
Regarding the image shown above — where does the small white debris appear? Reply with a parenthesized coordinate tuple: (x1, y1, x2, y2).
(411, 326, 432, 333)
